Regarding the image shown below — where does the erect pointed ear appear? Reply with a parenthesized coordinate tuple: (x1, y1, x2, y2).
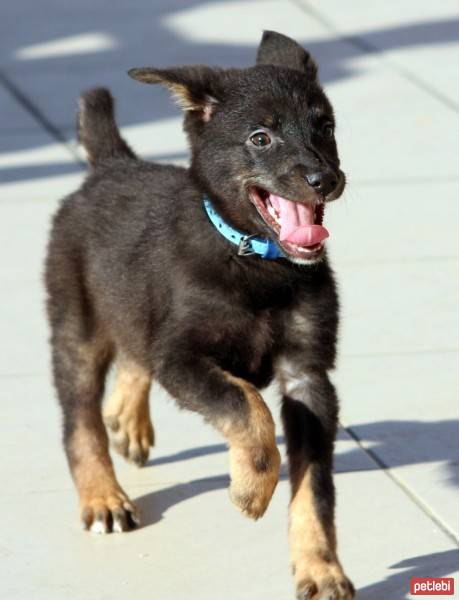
(256, 30, 318, 79)
(128, 66, 221, 121)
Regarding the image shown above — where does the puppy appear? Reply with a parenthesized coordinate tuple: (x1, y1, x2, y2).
(45, 31, 354, 600)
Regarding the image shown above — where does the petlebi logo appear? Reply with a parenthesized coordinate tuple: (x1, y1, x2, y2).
(410, 577, 455, 596)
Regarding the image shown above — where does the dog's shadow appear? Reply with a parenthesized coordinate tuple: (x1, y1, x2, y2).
(137, 434, 289, 526)
(357, 549, 459, 600)
(135, 475, 229, 527)
(130, 427, 382, 529)
(134, 449, 459, 600)
(144, 430, 352, 470)
(133, 427, 458, 598)
(137, 418, 459, 527)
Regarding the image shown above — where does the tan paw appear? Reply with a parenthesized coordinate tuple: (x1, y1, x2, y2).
(295, 560, 354, 600)
(103, 361, 153, 466)
(104, 410, 154, 467)
(229, 443, 281, 519)
(80, 488, 139, 533)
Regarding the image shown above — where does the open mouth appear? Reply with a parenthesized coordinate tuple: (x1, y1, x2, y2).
(249, 187, 329, 261)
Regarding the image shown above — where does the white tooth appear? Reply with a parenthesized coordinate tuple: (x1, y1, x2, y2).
(267, 205, 281, 224)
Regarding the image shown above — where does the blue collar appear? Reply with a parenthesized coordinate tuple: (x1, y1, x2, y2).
(203, 196, 283, 260)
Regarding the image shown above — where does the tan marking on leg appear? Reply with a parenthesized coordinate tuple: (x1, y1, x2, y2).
(103, 361, 154, 466)
(55, 328, 137, 532)
(290, 469, 354, 599)
(218, 372, 281, 520)
(70, 422, 139, 533)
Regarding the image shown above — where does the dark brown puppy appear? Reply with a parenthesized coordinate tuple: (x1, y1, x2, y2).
(45, 31, 354, 600)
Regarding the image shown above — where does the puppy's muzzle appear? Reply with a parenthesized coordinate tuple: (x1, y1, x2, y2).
(305, 170, 338, 198)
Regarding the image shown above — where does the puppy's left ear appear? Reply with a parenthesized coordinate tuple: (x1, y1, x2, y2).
(256, 30, 318, 80)
(128, 65, 222, 122)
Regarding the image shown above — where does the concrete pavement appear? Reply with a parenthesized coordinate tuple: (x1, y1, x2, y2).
(1, 1, 458, 598)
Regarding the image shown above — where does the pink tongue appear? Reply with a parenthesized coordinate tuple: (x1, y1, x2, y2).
(270, 194, 329, 247)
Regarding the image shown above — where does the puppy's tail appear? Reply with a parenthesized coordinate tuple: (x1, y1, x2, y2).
(77, 88, 136, 167)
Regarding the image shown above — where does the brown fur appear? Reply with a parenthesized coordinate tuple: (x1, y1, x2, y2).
(71, 421, 139, 532)
(290, 469, 353, 599)
(103, 360, 154, 466)
(220, 373, 281, 519)
(45, 30, 354, 598)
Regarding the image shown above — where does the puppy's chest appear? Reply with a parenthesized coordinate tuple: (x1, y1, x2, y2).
(206, 310, 276, 380)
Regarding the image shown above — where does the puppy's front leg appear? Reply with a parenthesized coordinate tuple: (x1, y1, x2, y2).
(158, 355, 280, 519)
(279, 365, 354, 600)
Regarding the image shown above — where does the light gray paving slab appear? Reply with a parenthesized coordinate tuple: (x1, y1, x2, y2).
(1, 442, 457, 600)
(301, 0, 459, 110)
(324, 52, 458, 181)
(0, 176, 83, 376)
(325, 181, 459, 266)
(1, 0, 458, 598)
(335, 350, 459, 540)
(1, 258, 456, 598)
(0, 0, 366, 132)
(0, 132, 82, 184)
(0, 176, 82, 283)
(1, 368, 458, 600)
(335, 259, 459, 357)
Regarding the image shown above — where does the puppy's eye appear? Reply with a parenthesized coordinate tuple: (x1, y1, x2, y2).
(250, 132, 271, 147)
(322, 123, 334, 139)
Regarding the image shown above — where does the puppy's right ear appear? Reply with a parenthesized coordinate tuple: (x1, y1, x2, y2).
(256, 30, 318, 80)
(128, 66, 222, 122)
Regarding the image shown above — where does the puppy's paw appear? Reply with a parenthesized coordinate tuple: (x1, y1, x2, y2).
(295, 561, 354, 600)
(104, 409, 154, 467)
(81, 489, 140, 533)
(229, 443, 281, 520)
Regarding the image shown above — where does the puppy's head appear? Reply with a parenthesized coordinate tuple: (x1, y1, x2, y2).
(129, 31, 345, 264)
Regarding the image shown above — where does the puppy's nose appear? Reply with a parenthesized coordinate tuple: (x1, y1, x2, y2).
(305, 171, 337, 196)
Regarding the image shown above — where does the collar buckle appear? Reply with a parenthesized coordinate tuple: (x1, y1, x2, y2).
(237, 234, 258, 256)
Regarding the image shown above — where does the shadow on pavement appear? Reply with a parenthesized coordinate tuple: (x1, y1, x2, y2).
(134, 468, 458, 599)
(1, 0, 459, 181)
(0, 151, 189, 184)
(146, 419, 459, 486)
(135, 474, 230, 527)
(0, 161, 85, 184)
(358, 549, 459, 600)
(134, 475, 231, 528)
(341, 419, 459, 487)
(146, 434, 285, 468)
(135, 468, 290, 528)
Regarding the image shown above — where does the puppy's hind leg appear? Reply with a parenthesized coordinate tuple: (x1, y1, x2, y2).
(51, 325, 139, 533)
(103, 359, 154, 467)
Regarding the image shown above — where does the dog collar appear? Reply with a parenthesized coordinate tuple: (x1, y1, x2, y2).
(203, 196, 283, 259)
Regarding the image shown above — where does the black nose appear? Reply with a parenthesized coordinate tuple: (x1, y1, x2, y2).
(306, 171, 337, 196)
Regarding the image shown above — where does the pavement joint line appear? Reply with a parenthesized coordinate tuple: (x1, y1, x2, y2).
(0, 373, 47, 379)
(290, 0, 459, 115)
(343, 423, 459, 547)
(341, 347, 459, 360)
(336, 256, 459, 268)
(351, 175, 459, 186)
(0, 69, 84, 165)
